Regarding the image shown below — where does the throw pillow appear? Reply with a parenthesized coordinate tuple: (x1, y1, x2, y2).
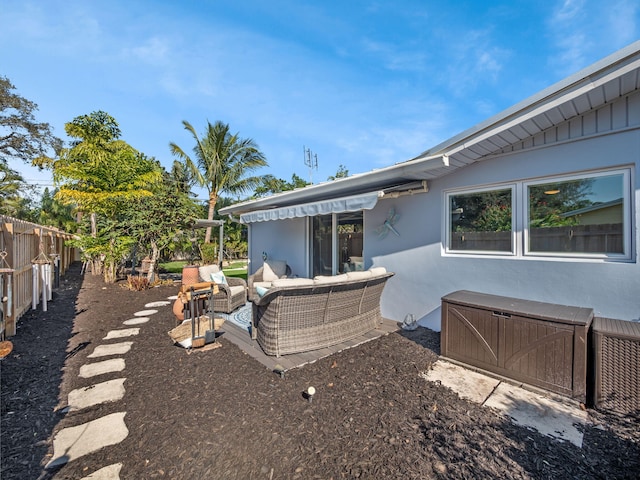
(262, 262, 279, 282)
(210, 271, 227, 285)
(266, 259, 287, 278)
(256, 285, 269, 298)
(198, 264, 220, 282)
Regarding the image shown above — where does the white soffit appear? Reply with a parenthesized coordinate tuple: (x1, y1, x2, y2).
(240, 191, 381, 223)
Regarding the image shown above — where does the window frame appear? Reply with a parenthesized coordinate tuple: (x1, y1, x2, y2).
(444, 167, 633, 261)
(523, 168, 632, 260)
(445, 184, 517, 256)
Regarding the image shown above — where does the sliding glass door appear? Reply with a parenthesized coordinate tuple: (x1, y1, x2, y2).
(310, 212, 364, 277)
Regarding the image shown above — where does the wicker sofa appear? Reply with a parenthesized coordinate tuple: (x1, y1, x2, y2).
(197, 265, 247, 313)
(252, 267, 394, 356)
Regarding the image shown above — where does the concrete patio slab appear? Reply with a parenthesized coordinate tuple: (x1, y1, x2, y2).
(423, 360, 588, 447)
(68, 378, 126, 411)
(80, 462, 123, 479)
(134, 309, 157, 316)
(422, 361, 499, 403)
(88, 342, 133, 358)
(145, 301, 170, 307)
(123, 317, 149, 325)
(46, 412, 128, 469)
(79, 358, 125, 378)
(103, 328, 140, 340)
(484, 382, 587, 447)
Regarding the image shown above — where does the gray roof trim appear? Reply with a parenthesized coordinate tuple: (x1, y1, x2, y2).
(412, 40, 640, 161)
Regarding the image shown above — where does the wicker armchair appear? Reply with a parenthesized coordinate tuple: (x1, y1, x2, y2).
(197, 265, 248, 313)
(247, 260, 292, 301)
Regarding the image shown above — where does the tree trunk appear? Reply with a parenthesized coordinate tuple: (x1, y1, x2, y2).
(146, 241, 159, 283)
(204, 192, 218, 244)
(90, 212, 97, 237)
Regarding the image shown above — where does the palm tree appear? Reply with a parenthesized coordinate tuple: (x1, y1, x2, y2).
(170, 120, 267, 243)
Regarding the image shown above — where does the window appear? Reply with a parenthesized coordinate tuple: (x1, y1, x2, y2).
(445, 167, 632, 260)
(526, 170, 629, 257)
(447, 187, 514, 254)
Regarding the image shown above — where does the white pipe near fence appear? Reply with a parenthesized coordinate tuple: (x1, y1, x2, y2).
(32, 265, 38, 310)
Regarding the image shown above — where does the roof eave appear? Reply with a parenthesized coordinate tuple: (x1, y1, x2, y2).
(219, 154, 448, 216)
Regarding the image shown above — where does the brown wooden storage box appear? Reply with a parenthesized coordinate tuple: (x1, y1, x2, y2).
(441, 290, 593, 402)
(591, 317, 640, 415)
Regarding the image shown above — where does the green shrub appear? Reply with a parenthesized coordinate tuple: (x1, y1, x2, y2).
(200, 243, 218, 264)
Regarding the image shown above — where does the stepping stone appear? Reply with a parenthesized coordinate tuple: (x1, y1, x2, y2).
(167, 295, 178, 300)
(88, 342, 133, 358)
(79, 358, 125, 378)
(134, 309, 157, 316)
(123, 317, 149, 325)
(484, 382, 587, 447)
(422, 361, 500, 404)
(46, 412, 128, 469)
(145, 300, 170, 307)
(81, 463, 123, 479)
(68, 378, 126, 411)
(103, 328, 140, 340)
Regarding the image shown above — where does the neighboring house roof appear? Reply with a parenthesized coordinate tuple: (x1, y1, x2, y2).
(220, 41, 640, 218)
(561, 198, 624, 217)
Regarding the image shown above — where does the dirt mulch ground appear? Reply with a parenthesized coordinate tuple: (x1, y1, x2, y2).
(1, 263, 638, 479)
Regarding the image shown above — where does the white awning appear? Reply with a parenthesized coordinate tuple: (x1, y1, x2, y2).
(240, 191, 382, 223)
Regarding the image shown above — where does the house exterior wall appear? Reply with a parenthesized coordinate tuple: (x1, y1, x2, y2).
(367, 127, 639, 330)
(247, 217, 307, 277)
(243, 93, 639, 329)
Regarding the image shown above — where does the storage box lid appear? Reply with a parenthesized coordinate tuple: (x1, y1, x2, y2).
(442, 290, 594, 326)
(593, 317, 640, 339)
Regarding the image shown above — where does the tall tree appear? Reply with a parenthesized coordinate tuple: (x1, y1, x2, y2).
(36, 111, 162, 282)
(253, 173, 310, 197)
(327, 164, 349, 181)
(38, 187, 76, 232)
(124, 170, 201, 280)
(0, 76, 61, 167)
(170, 120, 267, 244)
(0, 161, 24, 215)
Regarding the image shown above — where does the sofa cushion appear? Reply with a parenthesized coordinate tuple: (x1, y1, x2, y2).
(253, 281, 273, 291)
(368, 266, 387, 276)
(313, 274, 348, 285)
(271, 278, 314, 288)
(198, 264, 220, 282)
(346, 270, 373, 281)
(228, 285, 246, 296)
(256, 285, 269, 298)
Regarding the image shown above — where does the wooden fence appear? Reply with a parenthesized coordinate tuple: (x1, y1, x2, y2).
(0, 215, 75, 338)
(451, 224, 623, 254)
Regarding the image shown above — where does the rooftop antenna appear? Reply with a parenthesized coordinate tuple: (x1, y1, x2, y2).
(303, 145, 318, 184)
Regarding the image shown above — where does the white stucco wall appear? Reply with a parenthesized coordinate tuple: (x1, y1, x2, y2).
(247, 217, 308, 276)
(367, 130, 640, 329)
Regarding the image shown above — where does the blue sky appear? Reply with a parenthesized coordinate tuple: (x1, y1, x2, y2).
(2, 0, 639, 202)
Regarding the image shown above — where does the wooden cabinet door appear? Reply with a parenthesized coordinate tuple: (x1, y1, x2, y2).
(501, 315, 575, 394)
(443, 303, 499, 370)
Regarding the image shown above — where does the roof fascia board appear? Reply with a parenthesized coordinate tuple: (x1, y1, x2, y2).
(413, 41, 640, 160)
